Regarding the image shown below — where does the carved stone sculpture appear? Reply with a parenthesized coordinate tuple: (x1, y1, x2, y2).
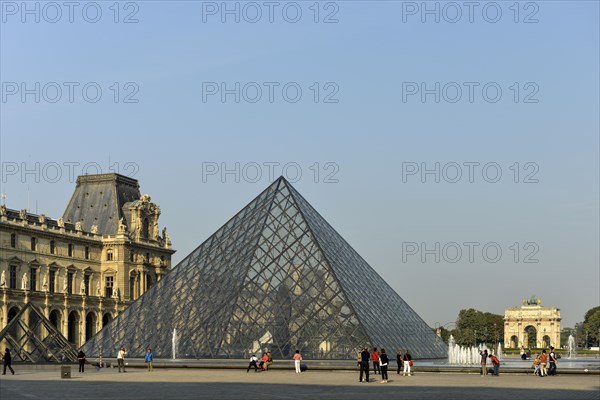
(22, 272, 28, 290)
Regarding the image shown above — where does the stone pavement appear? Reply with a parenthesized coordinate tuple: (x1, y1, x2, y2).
(1, 368, 599, 400)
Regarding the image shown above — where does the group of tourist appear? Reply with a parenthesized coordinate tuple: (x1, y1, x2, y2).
(357, 347, 413, 383)
(0, 345, 566, 379)
(520, 345, 560, 376)
(532, 347, 559, 377)
(479, 350, 501, 376)
(246, 351, 273, 372)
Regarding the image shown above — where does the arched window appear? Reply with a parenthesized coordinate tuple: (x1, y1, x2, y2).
(142, 218, 150, 239)
(7, 307, 20, 324)
(510, 335, 519, 348)
(524, 326, 537, 348)
(68, 311, 80, 345)
(85, 312, 97, 341)
(106, 249, 113, 261)
(49, 310, 61, 329)
(102, 313, 112, 327)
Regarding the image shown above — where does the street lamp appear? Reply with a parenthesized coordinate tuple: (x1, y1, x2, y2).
(494, 323, 498, 346)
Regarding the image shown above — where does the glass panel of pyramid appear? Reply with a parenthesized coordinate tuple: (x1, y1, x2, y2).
(82, 178, 447, 359)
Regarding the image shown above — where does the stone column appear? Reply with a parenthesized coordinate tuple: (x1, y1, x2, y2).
(134, 272, 139, 299)
(62, 295, 69, 339)
(98, 299, 104, 332)
(141, 271, 146, 295)
(81, 297, 87, 346)
(518, 322, 523, 347)
(44, 293, 50, 319)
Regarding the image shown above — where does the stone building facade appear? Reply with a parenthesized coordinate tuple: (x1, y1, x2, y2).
(504, 297, 561, 349)
(0, 174, 175, 348)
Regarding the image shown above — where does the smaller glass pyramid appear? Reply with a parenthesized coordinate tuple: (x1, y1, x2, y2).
(82, 177, 447, 359)
(0, 303, 78, 362)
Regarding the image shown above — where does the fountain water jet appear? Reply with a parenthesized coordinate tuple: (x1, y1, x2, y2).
(567, 334, 576, 359)
(172, 328, 178, 360)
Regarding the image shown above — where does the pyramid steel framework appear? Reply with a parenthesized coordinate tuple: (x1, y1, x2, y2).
(82, 178, 447, 359)
(0, 303, 78, 363)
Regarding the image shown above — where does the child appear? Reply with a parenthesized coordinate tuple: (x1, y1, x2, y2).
(532, 354, 541, 376)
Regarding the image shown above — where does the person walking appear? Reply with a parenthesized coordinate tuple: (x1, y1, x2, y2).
(117, 347, 127, 373)
(396, 350, 404, 375)
(144, 348, 154, 371)
(359, 347, 370, 383)
(548, 347, 557, 376)
(293, 350, 302, 373)
(2, 348, 15, 375)
(539, 350, 548, 377)
(402, 350, 412, 376)
(489, 354, 500, 376)
(247, 354, 259, 372)
(371, 347, 380, 375)
(379, 349, 389, 383)
(77, 350, 86, 373)
(480, 350, 488, 376)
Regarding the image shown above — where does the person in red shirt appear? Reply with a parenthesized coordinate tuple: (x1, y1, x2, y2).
(371, 347, 380, 375)
(259, 353, 269, 371)
(489, 354, 500, 376)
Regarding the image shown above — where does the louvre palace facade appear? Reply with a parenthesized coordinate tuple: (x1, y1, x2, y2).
(0, 173, 175, 348)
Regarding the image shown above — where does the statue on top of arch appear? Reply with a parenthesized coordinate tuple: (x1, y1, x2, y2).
(522, 295, 541, 306)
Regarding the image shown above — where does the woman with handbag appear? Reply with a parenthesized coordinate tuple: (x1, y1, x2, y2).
(403, 350, 413, 376)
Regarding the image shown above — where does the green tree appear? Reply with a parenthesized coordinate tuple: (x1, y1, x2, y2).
(574, 322, 585, 348)
(452, 308, 504, 346)
(582, 306, 600, 347)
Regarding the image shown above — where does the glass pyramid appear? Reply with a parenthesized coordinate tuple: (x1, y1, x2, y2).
(82, 177, 447, 359)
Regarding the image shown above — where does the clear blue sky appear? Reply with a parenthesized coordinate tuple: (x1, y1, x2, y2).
(1, 0, 598, 328)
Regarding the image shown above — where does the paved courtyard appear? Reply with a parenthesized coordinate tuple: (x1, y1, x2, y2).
(1, 368, 599, 400)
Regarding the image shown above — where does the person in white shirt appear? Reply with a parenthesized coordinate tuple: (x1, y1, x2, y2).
(117, 347, 127, 373)
(247, 354, 259, 372)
